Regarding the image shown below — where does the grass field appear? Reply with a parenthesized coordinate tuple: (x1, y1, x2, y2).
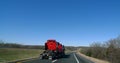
(0, 48, 43, 63)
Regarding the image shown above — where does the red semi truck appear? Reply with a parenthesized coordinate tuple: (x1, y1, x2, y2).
(40, 39, 65, 60)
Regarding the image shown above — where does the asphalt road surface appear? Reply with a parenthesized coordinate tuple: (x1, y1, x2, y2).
(19, 52, 94, 63)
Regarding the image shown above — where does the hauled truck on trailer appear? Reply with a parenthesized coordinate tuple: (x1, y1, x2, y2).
(40, 39, 65, 60)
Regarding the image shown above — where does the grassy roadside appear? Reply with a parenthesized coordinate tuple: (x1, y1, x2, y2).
(78, 48, 109, 63)
(65, 49, 71, 53)
(0, 48, 43, 63)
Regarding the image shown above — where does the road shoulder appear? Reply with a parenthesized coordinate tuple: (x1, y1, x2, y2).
(77, 51, 109, 63)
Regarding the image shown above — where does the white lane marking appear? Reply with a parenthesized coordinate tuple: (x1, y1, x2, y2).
(52, 59, 57, 63)
(73, 53, 79, 63)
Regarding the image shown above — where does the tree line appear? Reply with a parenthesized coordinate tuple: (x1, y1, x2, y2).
(0, 40, 44, 49)
(81, 36, 120, 63)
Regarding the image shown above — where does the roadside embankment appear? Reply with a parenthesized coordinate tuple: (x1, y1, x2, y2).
(77, 49, 110, 63)
(0, 48, 43, 63)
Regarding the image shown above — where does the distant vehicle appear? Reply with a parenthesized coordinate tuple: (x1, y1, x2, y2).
(40, 39, 65, 60)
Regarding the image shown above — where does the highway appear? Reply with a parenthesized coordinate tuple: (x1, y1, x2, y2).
(19, 52, 94, 63)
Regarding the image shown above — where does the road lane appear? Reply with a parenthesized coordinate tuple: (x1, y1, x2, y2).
(21, 58, 51, 63)
(54, 53, 77, 63)
(73, 53, 79, 63)
(21, 52, 94, 63)
(75, 53, 94, 63)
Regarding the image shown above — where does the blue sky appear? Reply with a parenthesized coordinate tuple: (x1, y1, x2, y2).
(0, 0, 120, 46)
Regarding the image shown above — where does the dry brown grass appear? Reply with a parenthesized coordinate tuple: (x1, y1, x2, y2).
(77, 49, 110, 63)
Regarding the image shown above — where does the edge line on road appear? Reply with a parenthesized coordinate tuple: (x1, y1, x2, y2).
(73, 53, 79, 63)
